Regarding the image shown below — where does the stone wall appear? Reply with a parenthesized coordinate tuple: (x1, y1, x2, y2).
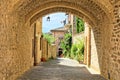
(51, 44, 57, 59)
(48, 44, 57, 59)
(41, 38, 57, 61)
(110, 1, 120, 80)
(0, 7, 34, 80)
(72, 32, 84, 44)
(84, 14, 114, 79)
(0, 1, 43, 79)
(48, 44, 52, 59)
(90, 26, 101, 73)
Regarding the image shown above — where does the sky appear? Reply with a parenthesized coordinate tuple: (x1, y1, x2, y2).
(42, 12, 68, 33)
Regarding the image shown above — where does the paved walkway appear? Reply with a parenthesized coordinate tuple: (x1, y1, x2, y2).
(17, 58, 106, 80)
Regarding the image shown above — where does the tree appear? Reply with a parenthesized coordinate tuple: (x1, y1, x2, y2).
(43, 33, 55, 44)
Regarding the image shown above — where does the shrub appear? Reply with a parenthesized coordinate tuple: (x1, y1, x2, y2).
(43, 33, 55, 44)
(60, 33, 72, 57)
(71, 39, 84, 62)
(60, 33, 84, 62)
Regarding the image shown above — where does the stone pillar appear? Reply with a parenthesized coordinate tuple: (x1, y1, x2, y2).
(87, 25, 91, 67)
(41, 38, 48, 61)
(34, 18, 42, 65)
(34, 36, 40, 65)
(84, 22, 88, 64)
(84, 36, 87, 64)
(84, 22, 91, 66)
(51, 44, 57, 59)
(48, 44, 52, 59)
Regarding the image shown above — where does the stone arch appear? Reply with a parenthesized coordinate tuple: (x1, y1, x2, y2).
(21, 1, 112, 78)
(14, 0, 113, 79)
(29, 7, 96, 26)
(13, 0, 112, 26)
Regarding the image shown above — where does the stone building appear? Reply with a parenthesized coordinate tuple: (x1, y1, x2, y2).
(51, 25, 71, 55)
(68, 14, 77, 35)
(67, 14, 84, 44)
(0, 0, 120, 80)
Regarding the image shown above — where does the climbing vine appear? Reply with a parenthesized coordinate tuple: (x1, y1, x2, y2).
(60, 33, 72, 57)
(76, 17, 85, 33)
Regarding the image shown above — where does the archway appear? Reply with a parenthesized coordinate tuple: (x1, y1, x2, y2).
(1, 0, 118, 80)
(26, 5, 110, 80)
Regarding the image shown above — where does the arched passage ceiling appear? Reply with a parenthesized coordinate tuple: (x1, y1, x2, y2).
(29, 6, 96, 26)
(13, 0, 113, 26)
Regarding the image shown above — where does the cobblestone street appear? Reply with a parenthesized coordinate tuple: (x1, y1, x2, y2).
(17, 58, 106, 80)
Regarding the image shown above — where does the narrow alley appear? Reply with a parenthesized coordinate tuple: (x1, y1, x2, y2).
(17, 58, 106, 80)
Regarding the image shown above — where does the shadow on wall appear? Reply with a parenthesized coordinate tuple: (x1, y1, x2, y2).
(90, 19, 111, 80)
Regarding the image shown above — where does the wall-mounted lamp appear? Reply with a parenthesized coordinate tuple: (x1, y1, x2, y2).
(47, 16, 50, 21)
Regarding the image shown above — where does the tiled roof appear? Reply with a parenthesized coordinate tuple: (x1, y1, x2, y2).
(51, 24, 71, 32)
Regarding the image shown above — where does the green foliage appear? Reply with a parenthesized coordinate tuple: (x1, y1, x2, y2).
(43, 33, 55, 44)
(60, 33, 72, 57)
(71, 39, 84, 62)
(76, 17, 85, 33)
(60, 32, 84, 62)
